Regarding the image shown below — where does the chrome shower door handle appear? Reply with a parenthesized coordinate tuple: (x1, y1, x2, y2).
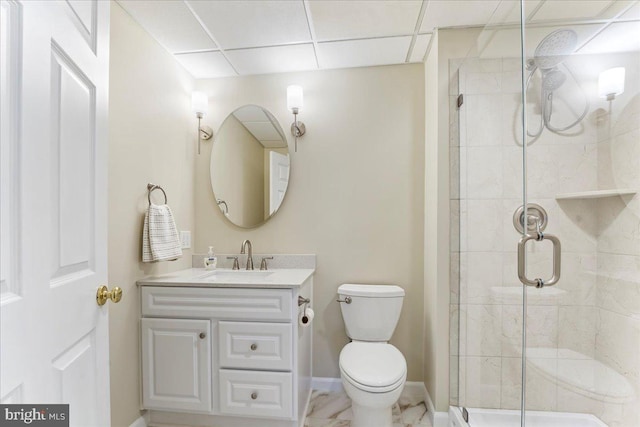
(517, 232, 561, 288)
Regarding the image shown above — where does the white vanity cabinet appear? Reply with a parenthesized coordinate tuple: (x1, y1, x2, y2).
(138, 269, 313, 427)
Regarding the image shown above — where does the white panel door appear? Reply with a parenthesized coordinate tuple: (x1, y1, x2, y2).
(269, 151, 289, 215)
(0, 1, 111, 425)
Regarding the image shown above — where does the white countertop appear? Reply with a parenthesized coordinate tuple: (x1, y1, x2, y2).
(137, 268, 315, 288)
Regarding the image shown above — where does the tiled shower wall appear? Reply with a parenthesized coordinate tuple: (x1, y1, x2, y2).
(450, 52, 639, 427)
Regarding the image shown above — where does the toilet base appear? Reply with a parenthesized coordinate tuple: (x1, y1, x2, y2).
(351, 402, 393, 427)
(341, 374, 404, 427)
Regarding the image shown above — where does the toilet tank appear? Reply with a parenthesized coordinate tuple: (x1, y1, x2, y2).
(338, 284, 405, 342)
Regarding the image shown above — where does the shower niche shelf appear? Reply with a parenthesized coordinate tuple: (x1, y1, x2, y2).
(555, 189, 637, 200)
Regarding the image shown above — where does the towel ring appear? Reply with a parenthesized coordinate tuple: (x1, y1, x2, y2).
(147, 183, 167, 205)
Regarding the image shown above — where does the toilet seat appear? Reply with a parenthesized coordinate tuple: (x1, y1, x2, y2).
(339, 342, 407, 393)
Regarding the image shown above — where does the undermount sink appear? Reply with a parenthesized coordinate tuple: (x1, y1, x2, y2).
(195, 270, 274, 280)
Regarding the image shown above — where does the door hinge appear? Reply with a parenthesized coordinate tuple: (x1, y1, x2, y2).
(457, 94, 464, 108)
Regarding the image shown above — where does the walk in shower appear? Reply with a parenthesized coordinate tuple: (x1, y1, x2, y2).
(450, 1, 639, 426)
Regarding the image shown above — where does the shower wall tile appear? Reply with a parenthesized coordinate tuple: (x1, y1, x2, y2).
(501, 356, 559, 412)
(501, 149, 523, 199)
(460, 252, 502, 304)
(465, 94, 503, 146)
(610, 94, 640, 137)
(464, 356, 502, 408)
(450, 148, 460, 199)
(466, 304, 502, 357)
(598, 195, 640, 256)
(595, 309, 640, 387)
(466, 199, 504, 252)
(598, 129, 640, 189)
(466, 146, 503, 199)
(596, 253, 640, 317)
(525, 144, 561, 198)
(500, 357, 523, 410)
(556, 199, 598, 254)
(558, 306, 597, 358)
(555, 143, 599, 194)
(501, 305, 559, 358)
(557, 252, 597, 307)
(501, 93, 524, 147)
(450, 200, 460, 252)
(450, 303, 461, 356)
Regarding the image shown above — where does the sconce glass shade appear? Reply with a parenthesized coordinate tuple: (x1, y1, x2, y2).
(598, 67, 625, 100)
(191, 91, 209, 116)
(287, 85, 303, 112)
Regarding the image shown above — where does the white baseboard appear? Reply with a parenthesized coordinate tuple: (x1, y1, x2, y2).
(424, 387, 450, 427)
(311, 377, 344, 393)
(129, 412, 149, 427)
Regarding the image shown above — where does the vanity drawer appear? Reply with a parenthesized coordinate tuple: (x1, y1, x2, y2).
(219, 369, 293, 419)
(219, 321, 292, 371)
(141, 286, 293, 321)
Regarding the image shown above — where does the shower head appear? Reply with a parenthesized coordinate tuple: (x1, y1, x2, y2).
(541, 68, 567, 91)
(533, 29, 578, 70)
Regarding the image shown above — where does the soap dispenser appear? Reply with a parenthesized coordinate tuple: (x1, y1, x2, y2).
(204, 246, 217, 270)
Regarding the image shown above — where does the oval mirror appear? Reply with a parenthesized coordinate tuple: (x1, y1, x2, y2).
(210, 105, 290, 228)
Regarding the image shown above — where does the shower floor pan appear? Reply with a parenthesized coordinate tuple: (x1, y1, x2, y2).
(449, 407, 608, 427)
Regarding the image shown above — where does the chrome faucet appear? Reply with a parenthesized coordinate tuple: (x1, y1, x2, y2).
(240, 239, 254, 270)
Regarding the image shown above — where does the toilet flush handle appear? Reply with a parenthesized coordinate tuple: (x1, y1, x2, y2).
(336, 296, 352, 304)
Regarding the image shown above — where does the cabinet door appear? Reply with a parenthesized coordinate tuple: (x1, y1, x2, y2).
(141, 318, 211, 412)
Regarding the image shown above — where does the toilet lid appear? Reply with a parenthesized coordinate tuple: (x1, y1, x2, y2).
(339, 342, 406, 391)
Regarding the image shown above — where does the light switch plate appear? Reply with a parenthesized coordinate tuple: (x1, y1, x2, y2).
(180, 231, 191, 249)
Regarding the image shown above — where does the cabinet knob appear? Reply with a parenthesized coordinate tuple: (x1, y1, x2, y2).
(199, 332, 206, 339)
(251, 392, 258, 400)
(250, 343, 258, 351)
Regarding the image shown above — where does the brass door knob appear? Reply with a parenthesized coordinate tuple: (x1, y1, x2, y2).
(250, 343, 258, 351)
(199, 332, 206, 339)
(251, 392, 258, 400)
(96, 285, 123, 306)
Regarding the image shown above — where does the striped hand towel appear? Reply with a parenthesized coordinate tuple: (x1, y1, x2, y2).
(142, 204, 183, 262)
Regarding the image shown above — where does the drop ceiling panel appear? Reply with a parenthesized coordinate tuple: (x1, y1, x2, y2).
(186, 0, 311, 49)
(243, 122, 283, 141)
(174, 51, 236, 78)
(530, 0, 614, 22)
(318, 36, 412, 70)
(233, 106, 269, 123)
(308, 0, 422, 41)
(619, 1, 640, 19)
(420, 1, 501, 32)
(410, 34, 432, 62)
(598, 0, 637, 19)
(226, 44, 317, 75)
(117, 1, 216, 53)
(577, 21, 640, 54)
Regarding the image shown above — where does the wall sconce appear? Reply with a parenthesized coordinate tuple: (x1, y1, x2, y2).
(191, 91, 213, 155)
(598, 67, 625, 101)
(287, 85, 306, 152)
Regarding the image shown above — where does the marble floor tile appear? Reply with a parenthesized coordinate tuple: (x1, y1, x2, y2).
(305, 390, 433, 427)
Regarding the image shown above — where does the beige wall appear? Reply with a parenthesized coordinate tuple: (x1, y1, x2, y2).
(108, 3, 195, 426)
(194, 64, 425, 380)
(211, 114, 264, 225)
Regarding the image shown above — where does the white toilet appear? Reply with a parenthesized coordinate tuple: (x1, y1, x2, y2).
(337, 283, 407, 427)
